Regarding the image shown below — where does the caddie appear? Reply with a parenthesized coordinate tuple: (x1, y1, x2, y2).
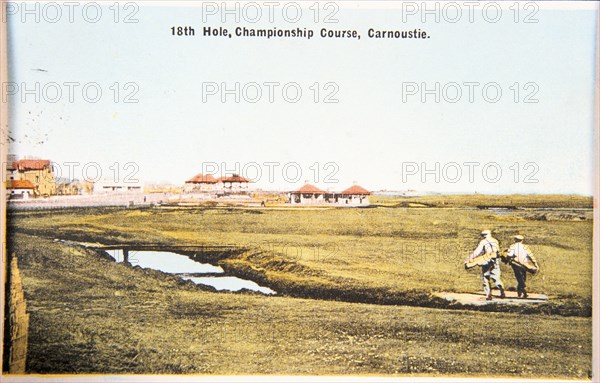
(506, 235, 539, 298)
(468, 229, 506, 301)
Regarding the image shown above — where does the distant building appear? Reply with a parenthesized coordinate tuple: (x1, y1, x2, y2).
(184, 173, 218, 192)
(55, 179, 94, 196)
(289, 183, 326, 205)
(289, 183, 371, 206)
(6, 159, 56, 197)
(93, 179, 143, 194)
(6, 180, 36, 199)
(144, 183, 182, 194)
(183, 173, 252, 195)
(216, 174, 251, 192)
(338, 184, 371, 205)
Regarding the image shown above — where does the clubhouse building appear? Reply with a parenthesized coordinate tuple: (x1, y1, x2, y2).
(289, 183, 371, 206)
(184, 173, 252, 194)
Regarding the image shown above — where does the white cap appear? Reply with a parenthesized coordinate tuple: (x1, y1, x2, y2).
(480, 229, 491, 236)
(514, 235, 524, 240)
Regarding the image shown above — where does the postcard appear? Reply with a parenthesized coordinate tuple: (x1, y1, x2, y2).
(1, 1, 598, 382)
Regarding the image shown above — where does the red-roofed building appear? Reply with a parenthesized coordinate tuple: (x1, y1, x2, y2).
(187, 174, 218, 184)
(216, 174, 251, 193)
(289, 183, 371, 206)
(338, 184, 371, 205)
(6, 179, 36, 199)
(12, 159, 51, 171)
(340, 185, 371, 195)
(183, 173, 252, 194)
(296, 184, 326, 194)
(289, 183, 327, 205)
(6, 159, 56, 196)
(184, 173, 218, 192)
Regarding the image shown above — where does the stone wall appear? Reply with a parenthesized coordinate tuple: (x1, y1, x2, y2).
(3, 254, 29, 373)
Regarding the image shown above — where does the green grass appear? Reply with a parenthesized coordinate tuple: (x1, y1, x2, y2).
(9, 203, 593, 312)
(370, 194, 593, 209)
(5, 195, 594, 376)
(9, 233, 593, 377)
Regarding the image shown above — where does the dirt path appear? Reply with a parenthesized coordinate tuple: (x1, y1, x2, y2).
(434, 291, 549, 306)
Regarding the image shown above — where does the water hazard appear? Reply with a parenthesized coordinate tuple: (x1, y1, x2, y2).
(105, 249, 276, 295)
(181, 276, 276, 295)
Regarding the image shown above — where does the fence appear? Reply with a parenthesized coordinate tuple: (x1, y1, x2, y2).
(3, 254, 29, 373)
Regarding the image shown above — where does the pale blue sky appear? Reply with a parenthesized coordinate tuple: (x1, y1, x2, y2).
(6, 2, 598, 194)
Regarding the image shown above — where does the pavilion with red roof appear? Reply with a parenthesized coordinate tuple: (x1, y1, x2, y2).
(289, 183, 371, 206)
(183, 173, 252, 194)
(184, 173, 218, 192)
(217, 174, 252, 191)
(289, 183, 326, 204)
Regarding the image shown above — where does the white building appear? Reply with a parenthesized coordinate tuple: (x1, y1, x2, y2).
(289, 183, 326, 205)
(93, 179, 144, 194)
(6, 180, 36, 200)
(289, 183, 371, 206)
(337, 185, 371, 205)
